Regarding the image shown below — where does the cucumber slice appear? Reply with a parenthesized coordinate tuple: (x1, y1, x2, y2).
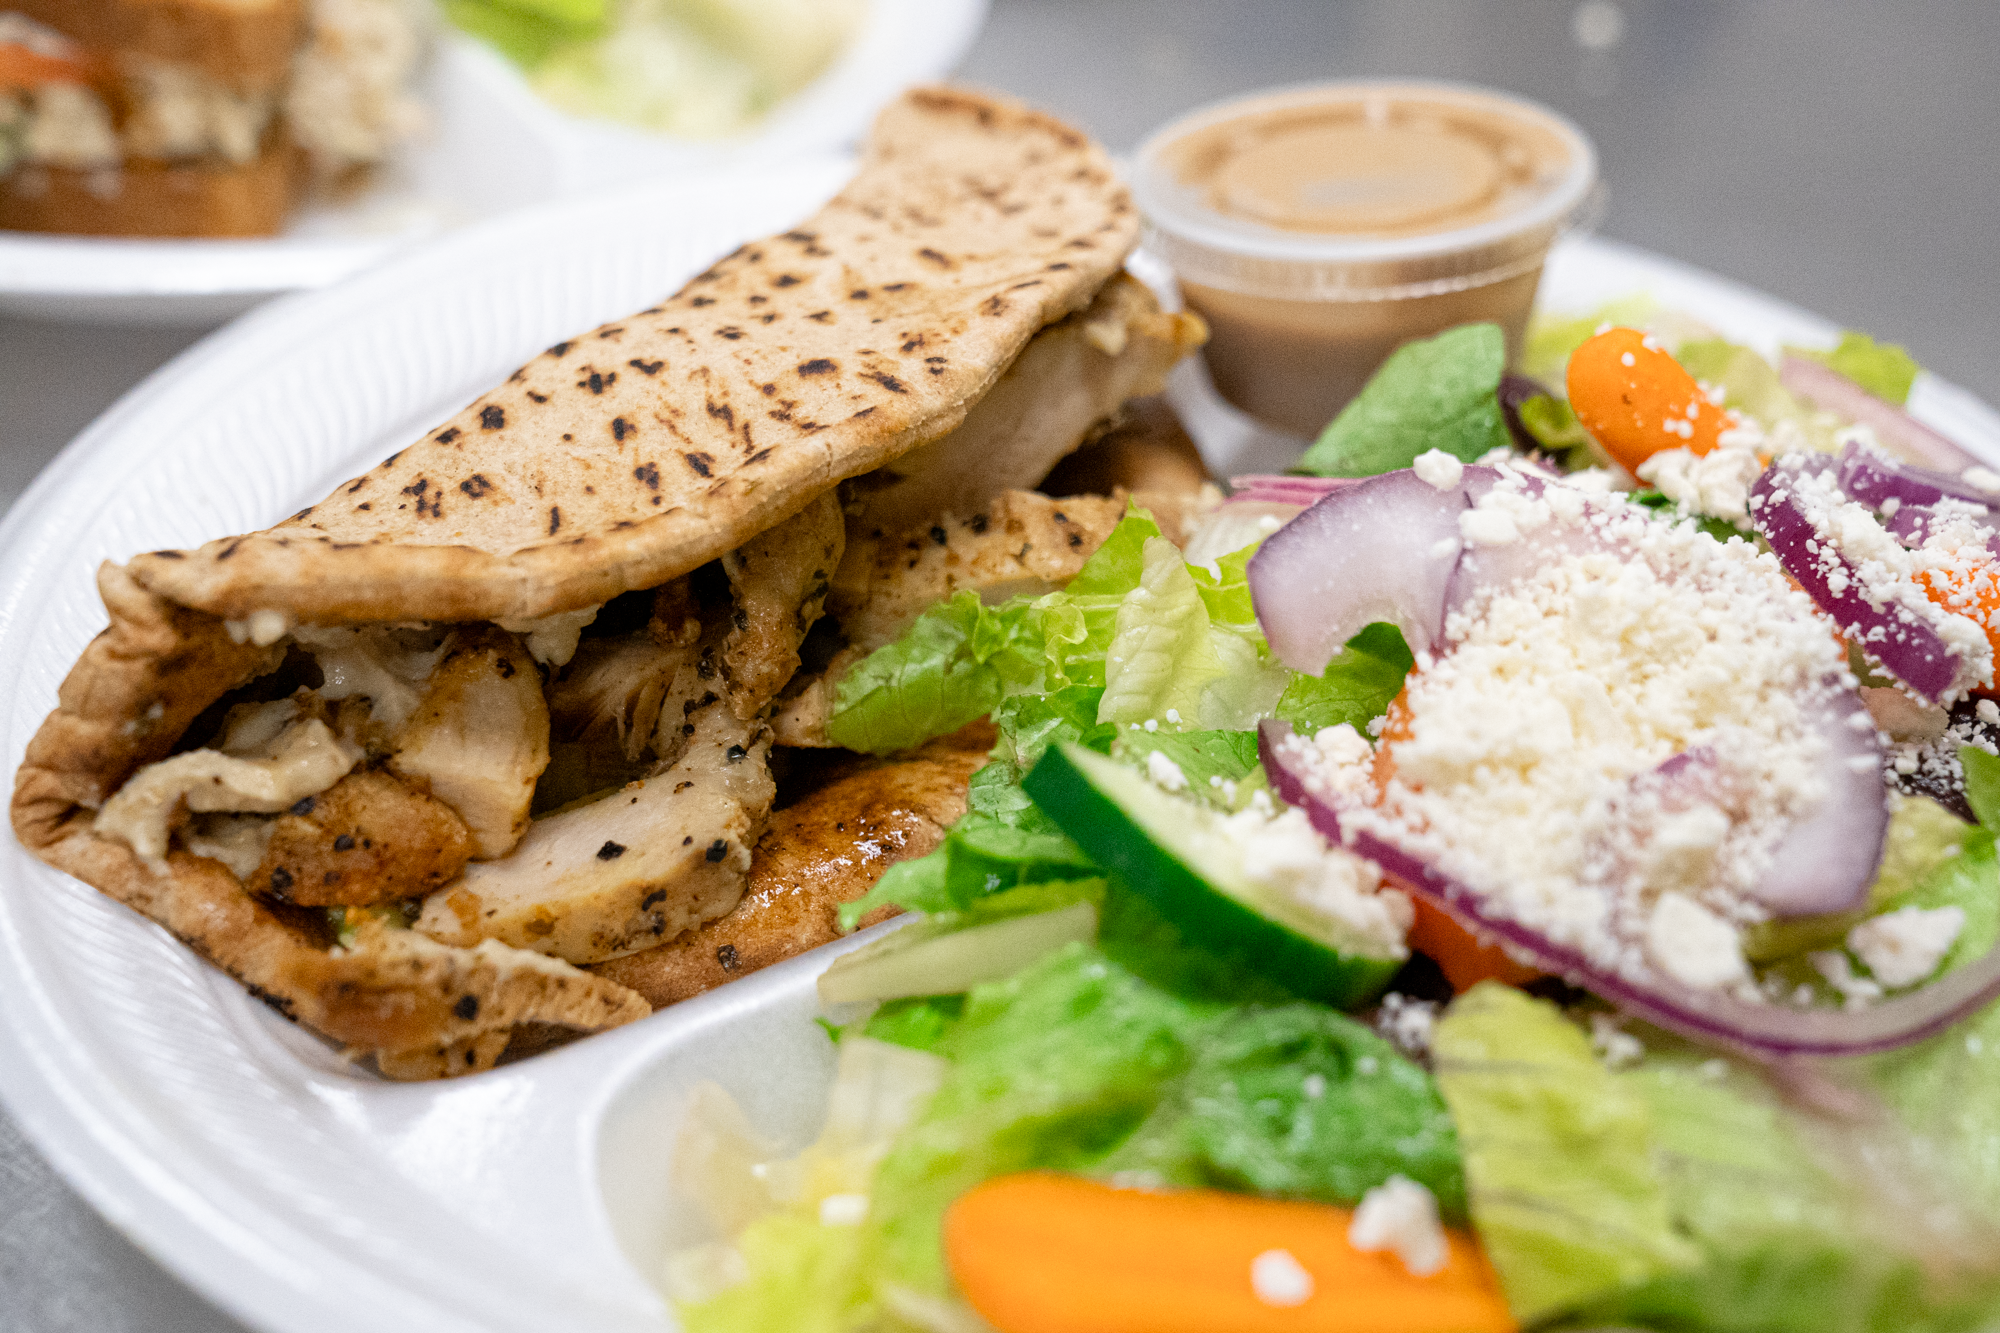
(1023, 742, 1402, 1007)
(818, 901, 1099, 1005)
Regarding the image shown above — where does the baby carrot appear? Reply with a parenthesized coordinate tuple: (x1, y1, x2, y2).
(945, 1173, 1516, 1333)
(1566, 326, 1728, 475)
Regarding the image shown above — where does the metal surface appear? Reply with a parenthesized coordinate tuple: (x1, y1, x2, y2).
(2, 1, 1996, 1328)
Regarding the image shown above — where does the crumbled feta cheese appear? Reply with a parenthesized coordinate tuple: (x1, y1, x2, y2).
(1164, 708, 1182, 724)
(1375, 992, 1437, 1056)
(1979, 699, 2000, 726)
(1636, 444, 1761, 523)
(1413, 449, 1465, 491)
(1281, 472, 1851, 995)
(1811, 950, 1884, 1009)
(1848, 905, 1965, 988)
(1348, 1177, 1448, 1277)
(1646, 892, 1750, 990)
(1145, 750, 1189, 793)
(1590, 1013, 1644, 1069)
(1206, 805, 1412, 958)
(1963, 466, 2000, 496)
(1460, 507, 1520, 546)
(1302, 1073, 1327, 1099)
(818, 1193, 868, 1226)
(1249, 1249, 1314, 1307)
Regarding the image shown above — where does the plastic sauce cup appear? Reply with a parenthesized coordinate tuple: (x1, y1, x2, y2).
(1132, 81, 1600, 438)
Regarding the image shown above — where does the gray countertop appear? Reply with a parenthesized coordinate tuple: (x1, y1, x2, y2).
(4, 2, 1997, 1328)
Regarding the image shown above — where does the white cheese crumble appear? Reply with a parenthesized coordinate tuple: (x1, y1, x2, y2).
(1636, 443, 1762, 523)
(1963, 466, 2000, 496)
(1413, 449, 1465, 491)
(1249, 1248, 1314, 1307)
(1347, 1176, 1448, 1277)
(1646, 892, 1749, 990)
(1848, 905, 1965, 988)
(1144, 750, 1189, 793)
(1375, 992, 1437, 1056)
(1212, 805, 1412, 959)
(1282, 471, 1858, 994)
(1590, 1013, 1644, 1068)
(817, 1193, 868, 1226)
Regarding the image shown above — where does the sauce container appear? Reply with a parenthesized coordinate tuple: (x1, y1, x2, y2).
(1132, 81, 1600, 437)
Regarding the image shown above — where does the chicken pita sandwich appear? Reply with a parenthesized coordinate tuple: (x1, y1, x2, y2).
(10, 86, 1206, 1079)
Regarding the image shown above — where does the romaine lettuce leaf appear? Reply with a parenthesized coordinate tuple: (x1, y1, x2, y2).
(827, 507, 1165, 754)
(827, 591, 1043, 755)
(1522, 295, 1659, 384)
(1792, 331, 1921, 407)
(1097, 537, 1233, 727)
(1117, 1004, 1467, 1218)
(1273, 621, 1413, 736)
(1961, 745, 2000, 827)
(863, 934, 1463, 1296)
(1111, 727, 1261, 807)
(1673, 338, 1833, 449)
(1298, 323, 1512, 478)
(1430, 984, 1699, 1324)
(677, 1211, 869, 1333)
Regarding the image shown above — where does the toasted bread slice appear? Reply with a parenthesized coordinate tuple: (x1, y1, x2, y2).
(13, 0, 306, 93)
(0, 137, 304, 238)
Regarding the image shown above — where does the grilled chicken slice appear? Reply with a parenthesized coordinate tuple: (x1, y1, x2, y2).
(833, 490, 1126, 654)
(722, 490, 844, 720)
(413, 702, 775, 964)
(1038, 395, 1212, 499)
(389, 626, 549, 860)
(250, 768, 472, 907)
(590, 728, 991, 1006)
(849, 274, 1206, 534)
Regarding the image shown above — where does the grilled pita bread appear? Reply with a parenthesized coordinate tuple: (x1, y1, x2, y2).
(11, 86, 1149, 1080)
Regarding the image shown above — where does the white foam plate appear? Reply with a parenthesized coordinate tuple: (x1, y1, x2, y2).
(0, 0, 985, 326)
(3, 163, 1999, 1333)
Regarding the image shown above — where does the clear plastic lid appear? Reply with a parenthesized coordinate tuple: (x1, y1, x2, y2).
(1132, 80, 1601, 303)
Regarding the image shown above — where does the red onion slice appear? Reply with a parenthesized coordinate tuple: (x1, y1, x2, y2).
(1780, 355, 1978, 474)
(1834, 439, 1999, 512)
(1227, 475, 1363, 507)
(1749, 457, 1964, 702)
(1261, 719, 2000, 1056)
(1753, 687, 1887, 916)
(1247, 468, 1494, 669)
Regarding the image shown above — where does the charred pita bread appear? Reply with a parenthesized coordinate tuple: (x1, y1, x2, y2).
(12, 86, 1153, 1080)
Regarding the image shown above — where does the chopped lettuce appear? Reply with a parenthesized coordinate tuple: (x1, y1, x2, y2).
(1298, 323, 1512, 478)
(1522, 295, 1659, 384)
(1097, 537, 1231, 727)
(862, 932, 1461, 1296)
(1437, 985, 2000, 1332)
(1272, 621, 1413, 736)
(1962, 745, 2000, 827)
(1673, 338, 1834, 449)
(1792, 331, 1921, 407)
(826, 507, 1166, 755)
(677, 1212, 869, 1333)
(1110, 727, 1261, 808)
(826, 591, 1043, 755)
(444, 0, 607, 65)
(1431, 984, 1699, 1324)
(1112, 1004, 1466, 1218)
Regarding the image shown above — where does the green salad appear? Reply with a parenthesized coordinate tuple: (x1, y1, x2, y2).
(660, 307, 2000, 1333)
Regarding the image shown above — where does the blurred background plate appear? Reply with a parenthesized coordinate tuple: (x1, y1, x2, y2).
(0, 0, 986, 327)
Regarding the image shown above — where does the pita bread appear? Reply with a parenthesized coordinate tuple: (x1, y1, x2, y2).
(11, 86, 1141, 1079)
(121, 86, 1137, 628)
